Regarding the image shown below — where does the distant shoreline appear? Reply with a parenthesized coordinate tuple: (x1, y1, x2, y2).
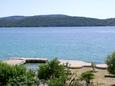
(0, 26, 114, 28)
(0, 14, 115, 27)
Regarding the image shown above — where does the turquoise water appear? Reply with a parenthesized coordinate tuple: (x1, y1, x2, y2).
(0, 27, 115, 63)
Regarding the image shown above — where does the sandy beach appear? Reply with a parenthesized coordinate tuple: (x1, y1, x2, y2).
(71, 67, 115, 86)
(60, 60, 107, 69)
(60, 60, 115, 86)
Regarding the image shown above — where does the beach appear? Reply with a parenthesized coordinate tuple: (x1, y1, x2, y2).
(71, 67, 115, 86)
(3, 58, 115, 86)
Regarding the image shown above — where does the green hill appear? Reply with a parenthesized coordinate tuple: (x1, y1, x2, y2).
(0, 14, 115, 27)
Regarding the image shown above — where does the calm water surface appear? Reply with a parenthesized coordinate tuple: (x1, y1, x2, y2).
(0, 27, 115, 63)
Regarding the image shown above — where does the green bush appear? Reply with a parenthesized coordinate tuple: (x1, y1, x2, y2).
(38, 59, 69, 86)
(0, 62, 36, 86)
(80, 71, 94, 86)
(0, 62, 12, 86)
(106, 51, 115, 75)
(38, 59, 69, 80)
(48, 76, 67, 86)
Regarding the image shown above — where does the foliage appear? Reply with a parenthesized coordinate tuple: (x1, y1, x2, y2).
(38, 59, 69, 80)
(0, 62, 36, 86)
(0, 62, 12, 86)
(38, 59, 70, 86)
(0, 59, 98, 86)
(106, 51, 115, 75)
(80, 71, 94, 86)
(8, 69, 37, 86)
(48, 76, 67, 86)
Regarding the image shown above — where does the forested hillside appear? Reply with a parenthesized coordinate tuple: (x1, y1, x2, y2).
(0, 14, 115, 27)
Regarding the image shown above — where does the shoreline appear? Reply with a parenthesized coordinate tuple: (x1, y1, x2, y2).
(3, 57, 107, 69)
(2, 57, 115, 86)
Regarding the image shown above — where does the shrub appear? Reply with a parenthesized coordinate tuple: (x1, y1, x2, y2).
(80, 71, 94, 86)
(106, 51, 115, 75)
(48, 76, 67, 86)
(0, 62, 36, 86)
(38, 59, 69, 80)
(0, 62, 12, 86)
(38, 59, 69, 86)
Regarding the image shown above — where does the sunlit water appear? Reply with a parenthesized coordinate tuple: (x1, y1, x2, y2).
(0, 27, 115, 63)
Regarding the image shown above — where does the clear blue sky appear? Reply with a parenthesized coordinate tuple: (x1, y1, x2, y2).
(0, 0, 115, 19)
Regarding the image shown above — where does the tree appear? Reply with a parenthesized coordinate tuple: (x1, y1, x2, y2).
(38, 59, 69, 85)
(106, 51, 115, 75)
(80, 71, 94, 86)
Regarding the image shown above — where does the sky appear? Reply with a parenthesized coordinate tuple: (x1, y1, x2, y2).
(0, 0, 115, 19)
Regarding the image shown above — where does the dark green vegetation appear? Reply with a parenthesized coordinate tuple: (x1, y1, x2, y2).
(106, 51, 115, 75)
(38, 59, 69, 86)
(0, 59, 95, 86)
(38, 59, 69, 80)
(0, 62, 37, 86)
(80, 71, 94, 86)
(1, 14, 115, 27)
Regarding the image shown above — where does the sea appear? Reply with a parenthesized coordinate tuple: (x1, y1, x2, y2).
(0, 27, 115, 63)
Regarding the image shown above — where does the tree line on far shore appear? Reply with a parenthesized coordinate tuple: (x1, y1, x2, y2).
(0, 51, 115, 86)
(1, 15, 115, 27)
